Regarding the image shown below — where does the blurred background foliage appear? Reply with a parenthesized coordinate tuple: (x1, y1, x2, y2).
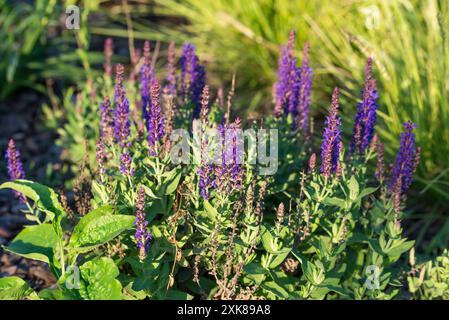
(1, 0, 448, 246)
(0, 0, 110, 97)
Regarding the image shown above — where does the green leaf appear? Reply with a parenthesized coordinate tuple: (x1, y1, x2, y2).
(348, 175, 360, 201)
(162, 167, 182, 195)
(6, 224, 59, 265)
(0, 277, 38, 300)
(165, 289, 194, 300)
(91, 180, 109, 204)
(261, 226, 280, 253)
(261, 281, 289, 299)
(384, 239, 415, 257)
(301, 259, 325, 286)
(203, 200, 218, 222)
(268, 249, 291, 269)
(244, 263, 268, 285)
(69, 206, 134, 249)
(0, 180, 65, 222)
(357, 187, 378, 200)
(79, 258, 123, 300)
(323, 197, 346, 208)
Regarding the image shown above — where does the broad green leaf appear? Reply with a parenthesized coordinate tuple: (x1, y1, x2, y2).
(69, 206, 134, 249)
(384, 239, 415, 257)
(261, 281, 289, 299)
(357, 187, 378, 200)
(244, 263, 268, 285)
(163, 167, 182, 195)
(322, 197, 346, 208)
(0, 277, 38, 300)
(268, 249, 291, 269)
(261, 227, 281, 253)
(79, 258, 123, 300)
(91, 180, 109, 204)
(0, 180, 65, 221)
(6, 224, 59, 265)
(203, 200, 218, 221)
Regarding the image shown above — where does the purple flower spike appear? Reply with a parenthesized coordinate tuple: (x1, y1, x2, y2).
(388, 121, 418, 195)
(6, 139, 25, 181)
(275, 31, 296, 117)
(120, 151, 134, 177)
(113, 64, 131, 149)
(180, 43, 206, 118)
(321, 88, 343, 178)
(351, 58, 379, 154)
(134, 187, 152, 262)
(148, 79, 165, 156)
(297, 41, 312, 132)
(231, 118, 244, 188)
(5, 139, 26, 200)
(100, 96, 113, 142)
(198, 86, 213, 199)
(274, 31, 313, 132)
(141, 41, 154, 127)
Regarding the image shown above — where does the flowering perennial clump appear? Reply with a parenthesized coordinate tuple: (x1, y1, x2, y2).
(1, 31, 425, 301)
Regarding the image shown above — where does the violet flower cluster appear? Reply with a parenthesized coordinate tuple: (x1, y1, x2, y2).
(134, 186, 152, 262)
(196, 85, 245, 199)
(100, 96, 113, 143)
(321, 87, 343, 178)
(274, 30, 312, 132)
(5, 139, 25, 200)
(113, 64, 131, 149)
(180, 43, 206, 119)
(148, 79, 165, 156)
(351, 58, 379, 154)
(113, 64, 134, 176)
(197, 85, 213, 199)
(141, 41, 154, 128)
(194, 80, 245, 198)
(388, 121, 418, 195)
(212, 118, 244, 195)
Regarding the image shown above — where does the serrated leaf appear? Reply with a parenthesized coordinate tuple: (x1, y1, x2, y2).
(6, 224, 59, 265)
(79, 257, 123, 300)
(0, 180, 65, 221)
(69, 206, 134, 249)
(0, 277, 38, 300)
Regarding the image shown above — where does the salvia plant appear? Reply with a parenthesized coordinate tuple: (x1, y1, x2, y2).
(1, 32, 425, 300)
